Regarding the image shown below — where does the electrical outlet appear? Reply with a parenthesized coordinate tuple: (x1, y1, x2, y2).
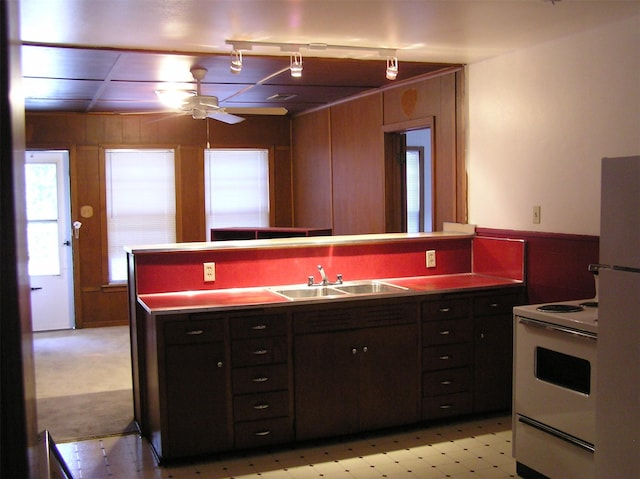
(426, 250, 436, 268)
(533, 205, 541, 224)
(204, 262, 216, 282)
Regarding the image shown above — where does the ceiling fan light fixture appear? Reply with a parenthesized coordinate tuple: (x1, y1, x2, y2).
(230, 50, 243, 74)
(155, 89, 196, 108)
(290, 53, 303, 78)
(386, 56, 399, 80)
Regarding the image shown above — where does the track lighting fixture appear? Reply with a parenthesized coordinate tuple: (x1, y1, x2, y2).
(386, 56, 399, 80)
(230, 50, 243, 74)
(290, 53, 303, 78)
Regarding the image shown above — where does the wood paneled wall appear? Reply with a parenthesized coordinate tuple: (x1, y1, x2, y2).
(25, 113, 292, 328)
(292, 68, 466, 234)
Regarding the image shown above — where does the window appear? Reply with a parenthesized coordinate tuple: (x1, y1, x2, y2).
(105, 149, 176, 282)
(204, 149, 270, 235)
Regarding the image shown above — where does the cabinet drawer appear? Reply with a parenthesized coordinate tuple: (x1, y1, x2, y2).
(234, 417, 292, 450)
(422, 344, 471, 371)
(164, 319, 225, 345)
(232, 337, 288, 367)
(424, 298, 470, 321)
(233, 390, 289, 422)
(422, 392, 472, 420)
(230, 313, 288, 339)
(422, 318, 472, 346)
(232, 364, 289, 394)
(423, 367, 471, 396)
(474, 292, 523, 316)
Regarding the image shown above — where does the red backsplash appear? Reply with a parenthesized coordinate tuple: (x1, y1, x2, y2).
(472, 236, 526, 282)
(134, 238, 474, 294)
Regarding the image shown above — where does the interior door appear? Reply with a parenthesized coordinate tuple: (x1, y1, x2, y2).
(25, 150, 74, 331)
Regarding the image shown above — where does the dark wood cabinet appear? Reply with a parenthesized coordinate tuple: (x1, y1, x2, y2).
(147, 314, 232, 462)
(421, 296, 474, 420)
(293, 300, 419, 440)
(229, 311, 293, 450)
(473, 291, 525, 413)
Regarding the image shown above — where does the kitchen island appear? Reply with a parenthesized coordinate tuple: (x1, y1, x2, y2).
(127, 231, 525, 463)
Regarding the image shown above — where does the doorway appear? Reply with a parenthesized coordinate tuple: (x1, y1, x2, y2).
(25, 150, 75, 331)
(385, 127, 433, 233)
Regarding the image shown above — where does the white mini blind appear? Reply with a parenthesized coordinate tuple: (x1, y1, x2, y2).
(105, 149, 176, 282)
(406, 150, 421, 233)
(204, 149, 269, 235)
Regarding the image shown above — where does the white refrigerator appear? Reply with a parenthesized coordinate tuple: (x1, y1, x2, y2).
(595, 155, 640, 479)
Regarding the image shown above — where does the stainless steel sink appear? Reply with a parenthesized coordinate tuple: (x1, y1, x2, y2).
(332, 281, 407, 295)
(270, 286, 348, 300)
(268, 280, 408, 301)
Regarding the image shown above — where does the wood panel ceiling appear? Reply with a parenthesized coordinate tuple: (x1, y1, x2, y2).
(19, 0, 640, 118)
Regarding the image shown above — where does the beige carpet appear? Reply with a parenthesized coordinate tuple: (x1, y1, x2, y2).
(33, 326, 137, 442)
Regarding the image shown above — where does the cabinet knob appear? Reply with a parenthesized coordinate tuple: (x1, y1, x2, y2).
(362, 346, 368, 353)
(217, 361, 223, 368)
(352, 348, 358, 355)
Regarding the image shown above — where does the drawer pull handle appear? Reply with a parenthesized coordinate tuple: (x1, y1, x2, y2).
(255, 430, 271, 437)
(490, 303, 500, 308)
(251, 324, 268, 330)
(439, 307, 451, 313)
(439, 404, 453, 409)
(252, 377, 269, 383)
(253, 349, 269, 355)
(440, 380, 453, 385)
(439, 355, 451, 360)
(217, 361, 223, 368)
(253, 403, 270, 410)
(186, 329, 204, 335)
(439, 330, 451, 335)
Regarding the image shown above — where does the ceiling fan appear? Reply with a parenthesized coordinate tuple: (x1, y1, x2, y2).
(174, 66, 245, 124)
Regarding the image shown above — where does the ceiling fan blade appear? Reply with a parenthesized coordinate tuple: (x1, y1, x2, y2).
(225, 107, 288, 116)
(208, 111, 246, 124)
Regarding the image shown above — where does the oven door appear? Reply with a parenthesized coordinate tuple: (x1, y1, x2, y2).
(514, 315, 597, 444)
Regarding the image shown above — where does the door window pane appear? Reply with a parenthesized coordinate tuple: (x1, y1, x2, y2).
(25, 162, 60, 275)
(105, 149, 176, 282)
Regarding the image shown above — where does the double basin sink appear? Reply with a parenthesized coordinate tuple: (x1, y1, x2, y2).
(268, 280, 409, 301)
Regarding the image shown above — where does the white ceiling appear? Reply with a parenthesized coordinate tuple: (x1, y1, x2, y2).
(19, 0, 640, 65)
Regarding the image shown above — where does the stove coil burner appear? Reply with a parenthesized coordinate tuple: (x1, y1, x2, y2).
(536, 304, 584, 313)
(580, 301, 598, 308)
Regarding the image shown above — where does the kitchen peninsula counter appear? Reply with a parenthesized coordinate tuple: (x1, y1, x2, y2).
(127, 231, 526, 463)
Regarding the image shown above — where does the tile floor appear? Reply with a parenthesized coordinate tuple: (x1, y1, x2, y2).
(57, 414, 518, 479)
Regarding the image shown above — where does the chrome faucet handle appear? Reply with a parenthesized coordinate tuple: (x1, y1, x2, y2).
(307, 276, 315, 286)
(336, 273, 343, 284)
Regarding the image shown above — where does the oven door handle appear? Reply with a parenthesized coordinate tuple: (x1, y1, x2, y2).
(518, 415, 594, 453)
(518, 317, 597, 340)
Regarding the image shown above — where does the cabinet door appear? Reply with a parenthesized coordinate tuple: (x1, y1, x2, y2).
(294, 331, 360, 440)
(474, 313, 513, 412)
(360, 324, 419, 430)
(165, 341, 231, 458)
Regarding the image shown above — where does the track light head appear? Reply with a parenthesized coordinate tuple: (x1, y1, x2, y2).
(386, 56, 398, 80)
(230, 50, 243, 74)
(290, 53, 303, 78)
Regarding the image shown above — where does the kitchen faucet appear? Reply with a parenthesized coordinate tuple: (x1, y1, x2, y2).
(308, 264, 343, 286)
